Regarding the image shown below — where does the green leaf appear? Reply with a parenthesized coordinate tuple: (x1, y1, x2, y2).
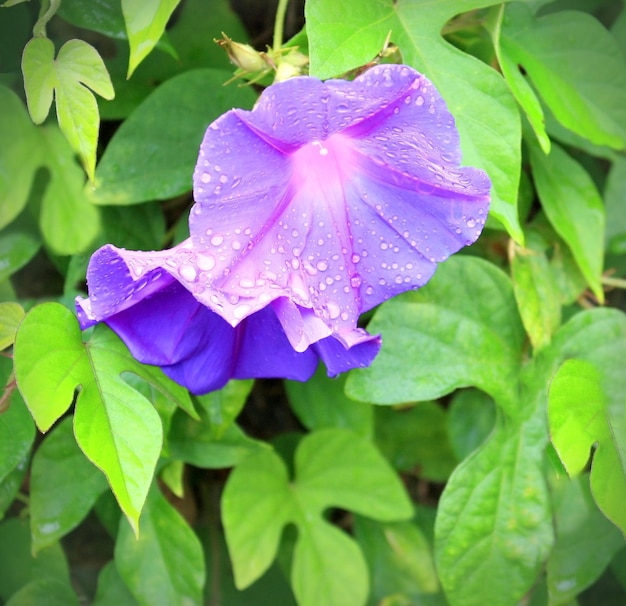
(0, 86, 41, 230)
(38, 126, 101, 255)
(21, 37, 114, 180)
(447, 389, 496, 461)
(90, 69, 257, 205)
(58, 0, 126, 39)
(0, 225, 40, 284)
(0, 456, 29, 521)
(355, 516, 440, 602)
(0, 302, 25, 350)
(0, 518, 71, 602)
(5, 579, 79, 606)
(285, 365, 373, 437)
(346, 256, 525, 410)
(193, 379, 253, 437)
(115, 484, 205, 606)
(549, 358, 626, 535)
(94, 561, 139, 606)
(374, 404, 457, 481)
(0, 356, 34, 517)
(30, 418, 109, 553)
(488, 5, 550, 153)
(0, 85, 98, 255)
(13, 303, 190, 532)
(306, 0, 523, 241)
(546, 475, 624, 604)
(435, 410, 554, 606)
(222, 429, 412, 606)
(168, 409, 267, 469)
(0, 391, 34, 490)
(159, 459, 184, 498)
(510, 233, 562, 350)
(102, 203, 167, 252)
(500, 4, 626, 149)
(292, 521, 369, 606)
(529, 142, 605, 301)
(122, 0, 181, 77)
(605, 156, 626, 255)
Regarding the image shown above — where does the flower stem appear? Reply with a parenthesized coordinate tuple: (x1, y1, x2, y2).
(272, 0, 290, 54)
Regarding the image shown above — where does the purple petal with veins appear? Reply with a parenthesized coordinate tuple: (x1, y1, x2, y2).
(75, 243, 380, 394)
(190, 64, 490, 349)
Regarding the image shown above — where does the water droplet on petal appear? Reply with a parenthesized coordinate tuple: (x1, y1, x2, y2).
(179, 264, 197, 282)
(327, 302, 341, 319)
(233, 304, 251, 319)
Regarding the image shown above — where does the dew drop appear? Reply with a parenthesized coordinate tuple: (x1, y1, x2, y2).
(211, 234, 224, 246)
(328, 302, 341, 319)
(233, 304, 251, 319)
(197, 253, 216, 271)
(316, 260, 328, 271)
(179, 264, 197, 282)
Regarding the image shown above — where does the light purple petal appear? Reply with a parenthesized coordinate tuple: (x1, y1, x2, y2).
(188, 64, 490, 343)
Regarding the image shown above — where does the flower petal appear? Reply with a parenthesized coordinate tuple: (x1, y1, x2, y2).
(75, 243, 377, 394)
(312, 328, 381, 376)
(188, 64, 490, 345)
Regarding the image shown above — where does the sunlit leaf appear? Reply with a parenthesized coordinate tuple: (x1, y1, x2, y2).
(549, 358, 626, 535)
(223, 429, 412, 606)
(0, 302, 25, 351)
(122, 0, 181, 77)
(21, 37, 114, 180)
(13, 303, 194, 532)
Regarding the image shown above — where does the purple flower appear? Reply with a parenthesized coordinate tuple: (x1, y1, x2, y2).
(76, 64, 490, 394)
(76, 242, 380, 394)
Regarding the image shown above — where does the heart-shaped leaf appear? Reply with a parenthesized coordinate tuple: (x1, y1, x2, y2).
(14, 303, 195, 532)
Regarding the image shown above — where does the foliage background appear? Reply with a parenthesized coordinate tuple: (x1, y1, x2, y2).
(1, 0, 626, 604)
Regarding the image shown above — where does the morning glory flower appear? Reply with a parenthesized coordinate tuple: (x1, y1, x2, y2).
(188, 63, 490, 348)
(76, 64, 490, 394)
(76, 241, 381, 394)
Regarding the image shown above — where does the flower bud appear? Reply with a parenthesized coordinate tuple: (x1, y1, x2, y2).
(215, 32, 268, 73)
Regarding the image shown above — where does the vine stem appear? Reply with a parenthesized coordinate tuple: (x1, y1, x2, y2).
(601, 275, 626, 289)
(33, 0, 62, 38)
(272, 0, 291, 54)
